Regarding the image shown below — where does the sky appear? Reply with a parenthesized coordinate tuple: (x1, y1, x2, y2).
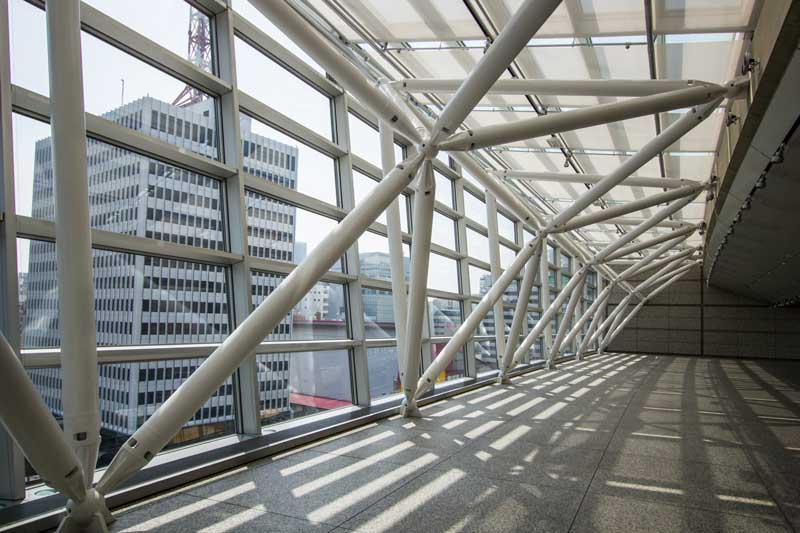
(8, 0, 397, 273)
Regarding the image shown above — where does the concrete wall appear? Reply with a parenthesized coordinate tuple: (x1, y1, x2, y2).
(607, 265, 800, 360)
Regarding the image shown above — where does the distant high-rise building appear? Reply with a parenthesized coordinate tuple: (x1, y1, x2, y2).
(23, 95, 307, 460)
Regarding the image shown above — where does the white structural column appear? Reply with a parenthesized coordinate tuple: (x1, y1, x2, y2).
(540, 236, 553, 356)
(548, 268, 588, 366)
(604, 266, 695, 348)
(415, 236, 543, 398)
(567, 224, 696, 359)
(96, 153, 425, 494)
(45, 0, 100, 489)
(511, 264, 589, 368)
(499, 240, 543, 382)
(486, 193, 506, 358)
(400, 161, 435, 417)
(428, 0, 562, 143)
(0, 333, 87, 507)
(575, 288, 612, 358)
(380, 121, 408, 371)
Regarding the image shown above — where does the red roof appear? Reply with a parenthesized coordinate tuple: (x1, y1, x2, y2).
(290, 392, 351, 409)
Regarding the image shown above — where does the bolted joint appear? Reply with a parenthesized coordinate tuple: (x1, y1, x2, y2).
(58, 489, 113, 533)
(399, 397, 422, 418)
(418, 140, 440, 160)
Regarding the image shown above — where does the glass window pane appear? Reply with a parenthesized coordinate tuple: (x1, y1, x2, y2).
(500, 244, 516, 270)
(242, 114, 337, 205)
(466, 228, 490, 263)
(84, 34, 220, 158)
(9, 0, 48, 96)
(547, 244, 557, 265)
(13, 114, 227, 252)
(348, 112, 379, 167)
(257, 350, 352, 427)
(353, 171, 411, 231)
(26, 357, 235, 483)
(431, 212, 456, 250)
(427, 253, 459, 293)
(84, 1, 213, 73)
(560, 252, 572, 273)
(428, 298, 462, 337)
(245, 189, 343, 271)
(434, 170, 454, 209)
(523, 228, 535, 243)
(235, 37, 333, 140)
(464, 191, 487, 226)
(251, 271, 347, 340)
(474, 339, 498, 374)
(368, 346, 401, 401)
(358, 231, 410, 282)
(429, 345, 466, 383)
(468, 264, 492, 297)
(498, 213, 516, 243)
(231, 0, 324, 73)
(18, 240, 231, 348)
(362, 287, 397, 339)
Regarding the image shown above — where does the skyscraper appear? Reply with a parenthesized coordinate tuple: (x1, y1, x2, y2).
(24, 96, 305, 463)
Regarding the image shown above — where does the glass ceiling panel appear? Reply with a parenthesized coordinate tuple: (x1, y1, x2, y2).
(655, 40, 744, 84)
(661, 109, 726, 152)
(653, 0, 758, 33)
(665, 153, 715, 181)
(492, 0, 646, 38)
(308, 0, 483, 42)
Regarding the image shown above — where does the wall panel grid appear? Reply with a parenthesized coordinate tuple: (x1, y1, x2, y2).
(607, 265, 800, 360)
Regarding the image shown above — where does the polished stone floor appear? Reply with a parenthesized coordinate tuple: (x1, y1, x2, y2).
(110, 353, 800, 532)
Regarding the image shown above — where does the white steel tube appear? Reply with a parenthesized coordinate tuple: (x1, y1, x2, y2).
(605, 225, 698, 262)
(604, 265, 695, 349)
(248, 0, 421, 144)
(497, 171, 695, 189)
(400, 161, 435, 415)
(544, 98, 722, 230)
(540, 235, 554, 355)
(486, 193, 506, 356)
(391, 78, 712, 97)
(559, 283, 613, 359)
(594, 217, 690, 229)
(439, 86, 725, 152)
(510, 265, 588, 368)
(555, 182, 705, 233)
(557, 232, 689, 358)
(629, 246, 700, 280)
(616, 235, 694, 282)
(575, 288, 613, 357)
(0, 334, 86, 503)
(46, 0, 100, 487)
(415, 235, 544, 398)
(593, 194, 699, 263)
(595, 295, 633, 348)
(97, 153, 425, 494)
(429, 0, 562, 143)
(380, 121, 408, 370)
(547, 269, 588, 365)
(498, 242, 543, 381)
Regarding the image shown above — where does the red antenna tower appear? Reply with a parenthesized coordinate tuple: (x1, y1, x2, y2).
(173, 7, 211, 107)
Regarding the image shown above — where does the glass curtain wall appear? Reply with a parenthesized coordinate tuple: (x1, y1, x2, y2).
(0, 0, 574, 493)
